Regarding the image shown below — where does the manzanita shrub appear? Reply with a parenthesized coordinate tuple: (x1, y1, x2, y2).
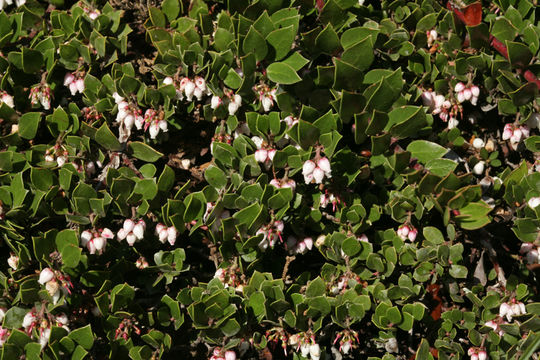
(0, 0, 539, 359)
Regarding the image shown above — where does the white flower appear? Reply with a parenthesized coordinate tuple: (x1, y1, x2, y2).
(69, 82, 78, 96)
(224, 350, 236, 360)
(232, 94, 242, 105)
(117, 228, 127, 241)
(528, 197, 540, 209)
(126, 233, 137, 246)
(267, 149, 276, 161)
(211, 95, 222, 109)
(195, 76, 206, 92)
(313, 167, 325, 183)
(254, 149, 268, 163)
(317, 157, 331, 174)
(75, 78, 85, 93)
(261, 96, 273, 112)
(309, 343, 321, 360)
(133, 222, 145, 240)
(448, 117, 459, 129)
(158, 120, 168, 132)
(7, 254, 18, 270)
(502, 124, 513, 140)
(228, 102, 240, 115)
(93, 237, 105, 252)
(38, 268, 55, 285)
(112, 92, 124, 103)
(184, 80, 196, 101)
(22, 312, 36, 329)
(80, 230, 92, 246)
(472, 138, 485, 149)
(471, 86, 480, 97)
(194, 87, 203, 101)
(300, 343, 310, 357)
(473, 161, 485, 175)
(39, 327, 51, 349)
(149, 123, 160, 139)
(302, 160, 316, 176)
(455, 82, 466, 93)
(463, 88, 472, 101)
(408, 228, 418, 242)
(251, 136, 264, 149)
(123, 219, 135, 233)
(385, 337, 398, 353)
(163, 77, 173, 86)
(102, 228, 114, 239)
(477, 350, 487, 360)
(167, 227, 178, 245)
(64, 73, 75, 86)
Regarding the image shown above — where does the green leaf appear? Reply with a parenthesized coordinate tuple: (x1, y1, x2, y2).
(315, 24, 340, 54)
(162, 0, 180, 22)
(306, 277, 326, 297)
(341, 37, 374, 70)
(415, 339, 434, 360)
(18, 113, 41, 139)
(68, 325, 94, 350)
(95, 123, 122, 151)
(205, 166, 228, 189)
(266, 25, 295, 60)
(407, 140, 448, 163)
(507, 41, 533, 68)
(282, 52, 309, 71)
(266, 62, 302, 85)
(128, 142, 163, 162)
(22, 48, 43, 73)
(425, 159, 457, 177)
(385, 106, 427, 138)
(243, 26, 268, 62)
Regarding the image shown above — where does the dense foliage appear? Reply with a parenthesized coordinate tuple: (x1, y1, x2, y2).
(0, 0, 539, 359)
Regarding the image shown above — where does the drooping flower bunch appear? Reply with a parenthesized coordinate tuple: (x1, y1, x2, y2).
(498, 299, 527, 322)
(252, 135, 277, 167)
(519, 242, 539, 264)
(164, 76, 210, 102)
(253, 82, 277, 112)
(303, 157, 331, 184)
(155, 223, 178, 245)
(502, 123, 530, 150)
(333, 329, 360, 355)
(136, 108, 168, 139)
(38, 268, 73, 304)
(63, 72, 85, 96)
(209, 347, 237, 360)
(467, 347, 488, 360)
(397, 224, 418, 242)
(455, 82, 480, 105)
(286, 236, 313, 254)
(113, 92, 143, 142)
(287, 332, 321, 360)
(422, 90, 460, 129)
(117, 219, 146, 246)
(80, 227, 114, 254)
(29, 83, 52, 110)
(82, 4, 100, 20)
(270, 177, 296, 191)
(484, 318, 506, 337)
(256, 220, 284, 250)
(214, 265, 244, 292)
(44, 144, 69, 167)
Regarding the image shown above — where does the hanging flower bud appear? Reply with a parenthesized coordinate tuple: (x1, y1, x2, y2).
(38, 268, 55, 285)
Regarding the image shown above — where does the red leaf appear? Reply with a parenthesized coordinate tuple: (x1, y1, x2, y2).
(462, 2, 482, 26)
(315, 0, 325, 11)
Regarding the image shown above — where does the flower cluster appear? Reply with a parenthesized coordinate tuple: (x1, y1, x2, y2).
(303, 157, 331, 184)
(270, 178, 296, 191)
(467, 347, 488, 360)
(211, 90, 243, 116)
(38, 268, 73, 304)
(44, 144, 69, 167)
(22, 312, 53, 349)
(455, 82, 480, 105)
(519, 242, 539, 264)
(82, 5, 100, 20)
(254, 83, 277, 112)
(117, 219, 146, 246)
(288, 334, 321, 360)
(256, 220, 284, 251)
(64, 73, 85, 96)
(320, 191, 343, 211)
(333, 329, 360, 355)
(0, 91, 14, 108)
(286, 236, 313, 255)
(80, 227, 114, 254)
(155, 223, 178, 245)
(214, 266, 244, 292)
(397, 224, 418, 241)
(499, 299, 526, 322)
(422, 90, 460, 129)
(137, 108, 168, 139)
(484, 319, 506, 337)
(29, 84, 52, 110)
(210, 347, 237, 360)
(502, 123, 530, 150)
(164, 76, 210, 102)
(331, 271, 363, 294)
(113, 92, 143, 142)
